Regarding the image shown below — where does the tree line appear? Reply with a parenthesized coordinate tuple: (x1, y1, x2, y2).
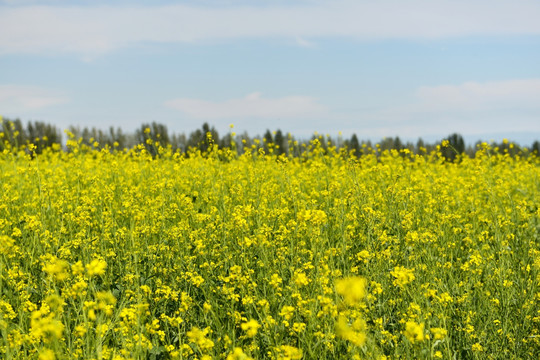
(1, 117, 539, 160)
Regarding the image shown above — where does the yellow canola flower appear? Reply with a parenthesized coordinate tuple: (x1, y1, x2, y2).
(38, 348, 56, 360)
(269, 273, 283, 288)
(335, 316, 367, 347)
(74, 324, 87, 337)
(71, 260, 85, 276)
(391, 266, 415, 288)
(292, 322, 306, 333)
(430, 327, 448, 340)
(0, 299, 17, 320)
(335, 276, 367, 306)
(275, 345, 303, 360)
(96, 291, 117, 306)
(187, 326, 214, 351)
(472, 343, 484, 352)
(227, 347, 253, 360)
(44, 294, 65, 313)
(0, 235, 17, 255)
(403, 321, 426, 344)
(279, 306, 295, 320)
(2, 124, 540, 359)
(240, 319, 260, 337)
(42, 257, 70, 281)
(86, 259, 107, 276)
(293, 271, 310, 287)
(30, 307, 64, 342)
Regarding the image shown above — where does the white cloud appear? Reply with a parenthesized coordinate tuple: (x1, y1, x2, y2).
(0, 84, 68, 111)
(165, 92, 326, 119)
(1, 1, 540, 55)
(351, 78, 540, 138)
(295, 36, 316, 48)
(415, 79, 540, 112)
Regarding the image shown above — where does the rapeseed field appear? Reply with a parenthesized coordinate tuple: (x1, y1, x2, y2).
(0, 136, 539, 359)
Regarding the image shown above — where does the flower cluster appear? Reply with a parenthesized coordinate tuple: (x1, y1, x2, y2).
(0, 137, 539, 359)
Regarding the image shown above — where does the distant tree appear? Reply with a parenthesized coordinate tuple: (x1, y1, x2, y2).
(25, 121, 61, 153)
(135, 122, 170, 155)
(170, 133, 187, 152)
(186, 128, 204, 151)
(8, 118, 524, 161)
(136, 122, 170, 146)
(81, 127, 91, 143)
(235, 131, 252, 154)
(416, 138, 425, 154)
(274, 129, 286, 155)
(108, 126, 127, 149)
(152, 122, 171, 145)
(218, 132, 233, 149)
(393, 136, 403, 151)
(442, 133, 465, 161)
(379, 137, 394, 152)
(465, 144, 476, 158)
(204, 123, 220, 150)
(202, 123, 219, 152)
(263, 129, 273, 143)
(324, 134, 334, 152)
(349, 133, 360, 157)
(0, 118, 61, 153)
(185, 123, 219, 153)
(67, 125, 81, 139)
(0, 118, 25, 148)
(263, 129, 273, 153)
(362, 140, 373, 155)
(531, 141, 540, 155)
(448, 133, 465, 153)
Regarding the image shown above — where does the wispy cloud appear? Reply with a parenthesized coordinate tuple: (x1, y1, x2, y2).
(0, 84, 68, 111)
(415, 79, 540, 112)
(166, 79, 540, 139)
(295, 36, 316, 48)
(1, 1, 540, 56)
(351, 78, 540, 138)
(165, 92, 326, 119)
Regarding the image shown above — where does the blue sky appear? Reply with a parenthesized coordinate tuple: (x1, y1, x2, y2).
(1, 0, 540, 144)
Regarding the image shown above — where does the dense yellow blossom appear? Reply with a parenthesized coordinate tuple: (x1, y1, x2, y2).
(240, 319, 260, 337)
(336, 316, 367, 347)
(86, 259, 107, 276)
(431, 327, 448, 340)
(404, 321, 426, 344)
(275, 345, 303, 360)
(30, 306, 64, 342)
(187, 326, 214, 351)
(335, 276, 367, 306)
(42, 257, 70, 281)
(391, 266, 415, 288)
(38, 348, 56, 360)
(0, 138, 539, 359)
(227, 347, 253, 360)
